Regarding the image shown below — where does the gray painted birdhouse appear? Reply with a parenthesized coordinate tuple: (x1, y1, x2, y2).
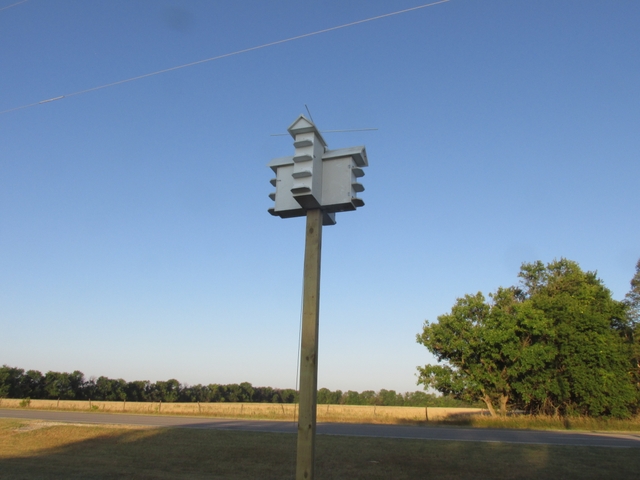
(268, 115, 368, 226)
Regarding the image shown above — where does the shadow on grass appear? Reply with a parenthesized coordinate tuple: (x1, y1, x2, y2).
(393, 413, 640, 434)
(1, 420, 639, 479)
(0, 422, 297, 480)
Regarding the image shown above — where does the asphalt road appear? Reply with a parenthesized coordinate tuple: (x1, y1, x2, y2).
(2, 408, 639, 448)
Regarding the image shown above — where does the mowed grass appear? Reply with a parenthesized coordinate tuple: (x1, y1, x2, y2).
(1, 419, 638, 479)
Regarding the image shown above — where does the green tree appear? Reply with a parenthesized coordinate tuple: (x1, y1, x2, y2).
(359, 390, 377, 405)
(0, 366, 23, 398)
(238, 382, 255, 402)
(402, 391, 433, 407)
(624, 259, 640, 404)
(180, 384, 212, 403)
(341, 390, 363, 405)
(43, 371, 80, 400)
(317, 388, 340, 404)
(416, 289, 539, 416)
(279, 388, 299, 403)
(20, 370, 44, 398)
(625, 259, 640, 323)
(208, 384, 226, 402)
(252, 386, 274, 403)
(125, 380, 151, 402)
(417, 259, 637, 418)
(376, 389, 403, 406)
(68, 371, 86, 399)
(150, 379, 181, 402)
(93, 376, 127, 401)
(523, 260, 634, 417)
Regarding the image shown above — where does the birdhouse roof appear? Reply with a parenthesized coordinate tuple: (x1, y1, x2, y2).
(287, 115, 327, 148)
(267, 156, 294, 173)
(323, 146, 368, 167)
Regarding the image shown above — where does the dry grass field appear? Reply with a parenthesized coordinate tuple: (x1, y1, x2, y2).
(1, 418, 638, 479)
(0, 398, 483, 423)
(3, 398, 640, 432)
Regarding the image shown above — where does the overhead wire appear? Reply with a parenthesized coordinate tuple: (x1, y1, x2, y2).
(0, 0, 450, 116)
(270, 128, 378, 136)
(0, 0, 28, 13)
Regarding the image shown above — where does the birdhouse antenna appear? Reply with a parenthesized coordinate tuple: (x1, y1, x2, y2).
(304, 105, 315, 124)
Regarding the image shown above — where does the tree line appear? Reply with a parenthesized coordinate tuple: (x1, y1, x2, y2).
(0, 366, 478, 407)
(417, 258, 640, 418)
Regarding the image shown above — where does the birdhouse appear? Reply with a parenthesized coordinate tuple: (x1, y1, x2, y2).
(268, 115, 367, 226)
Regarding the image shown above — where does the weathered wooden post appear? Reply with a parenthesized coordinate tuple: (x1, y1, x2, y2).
(296, 207, 323, 479)
(268, 115, 368, 479)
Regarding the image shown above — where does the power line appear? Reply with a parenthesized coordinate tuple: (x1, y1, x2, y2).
(320, 128, 379, 134)
(270, 128, 378, 137)
(0, 0, 450, 116)
(0, 0, 28, 13)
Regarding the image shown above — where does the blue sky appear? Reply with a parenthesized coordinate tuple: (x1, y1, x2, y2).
(1, 0, 638, 394)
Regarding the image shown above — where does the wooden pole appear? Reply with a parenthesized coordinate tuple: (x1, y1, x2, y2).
(296, 208, 323, 480)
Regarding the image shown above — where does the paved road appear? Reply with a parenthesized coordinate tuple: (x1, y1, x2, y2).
(2, 408, 639, 448)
